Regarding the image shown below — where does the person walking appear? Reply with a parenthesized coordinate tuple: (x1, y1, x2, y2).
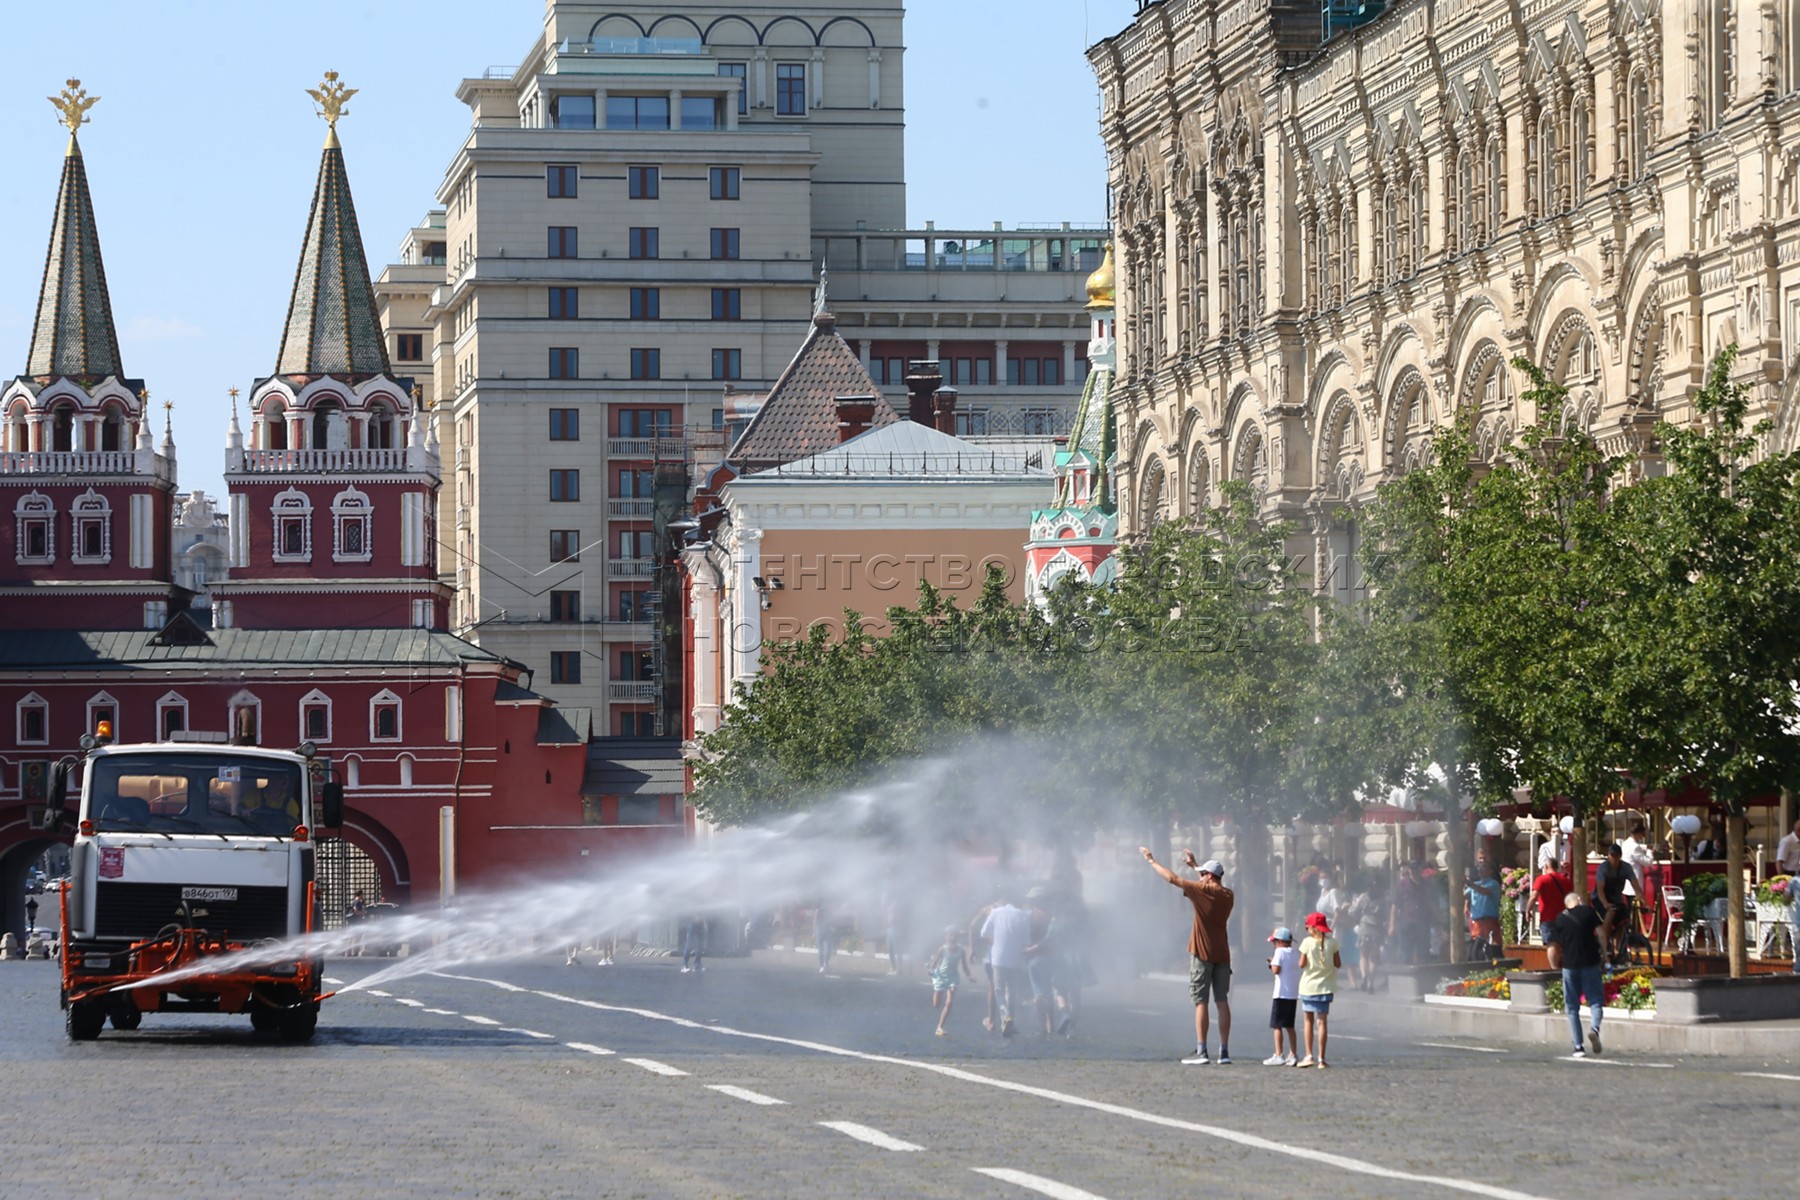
(967, 897, 1000, 1032)
(926, 926, 971, 1037)
(1355, 880, 1387, 992)
(980, 892, 1032, 1036)
(1545, 892, 1610, 1057)
(814, 899, 837, 973)
(1139, 846, 1234, 1065)
(1776, 818, 1800, 972)
(1296, 911, 1341, 1068)
(1390, 861, 1428, 965)
(25, 895, 39, 932)
(680, 913, 706, 973)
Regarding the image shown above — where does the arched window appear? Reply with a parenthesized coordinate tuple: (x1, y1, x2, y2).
(298, 689, 332, 743)
(1485, 132, 1505, 234)
(86, 691, 119, 742)
(398, 754, 415, 788)
(1536, 109, 1560, 216)
(1408, 167, 1428, 270)
(264, 398, 289, 451)
(370, 689, 403, 742)
(15, 491, 54, 563)
(1455, 148, 1475, 252)
(272, 488, 314, 562)
(1568, 98, 1589, 206)
(312, 399, 346, 450)
(367, 402, 396, 450)
(228, 690, 262, 744)
(99, 409, 123, 452)
(331, 486, 373, 562)
(17, 692, 49, 745)
(156, 691, 190, 740)
(5, 403, 28, 453)
(70, 489, 111, 564)
(50, 404, 75, 453)
(1626, 71, 1652, 181)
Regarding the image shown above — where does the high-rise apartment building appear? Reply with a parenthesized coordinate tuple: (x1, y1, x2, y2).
(378, 1, 1102, 732)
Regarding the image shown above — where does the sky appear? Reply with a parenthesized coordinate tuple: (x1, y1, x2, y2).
(0, 1, 1138, 499)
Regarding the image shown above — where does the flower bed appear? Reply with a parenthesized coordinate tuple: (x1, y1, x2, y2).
(1756, 875, 1792, 909)
(1544, 967, 1659, 1013)
(1436, 971, 1512, 1001)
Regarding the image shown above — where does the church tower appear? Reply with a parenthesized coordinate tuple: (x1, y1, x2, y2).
(213, 74, 447, 631)
(1026, 244, 1119, 608)
(0, 81, 180, 631)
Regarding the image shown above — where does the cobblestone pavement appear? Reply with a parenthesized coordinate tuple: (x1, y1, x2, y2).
(3, 953, 1789, 1199)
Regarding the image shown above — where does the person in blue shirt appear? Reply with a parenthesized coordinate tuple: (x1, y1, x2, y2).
(1465, 852, 1502, 961)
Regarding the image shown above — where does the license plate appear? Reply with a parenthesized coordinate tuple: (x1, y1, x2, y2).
(181, 887, 238, 902)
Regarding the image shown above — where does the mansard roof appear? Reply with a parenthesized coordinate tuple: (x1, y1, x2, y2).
(0, 627, 505, 670)
(725, 313, 900, 472)
(274, 134, 391, 378)
(26, 132, 123, 381)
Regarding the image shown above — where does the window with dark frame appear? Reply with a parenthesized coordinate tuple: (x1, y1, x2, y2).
(550, 652, 582, 684)
(549, 469, 580, 502)
(548, 287, 579, 319)
(548, 226, 578, 258)
(618, 590, 650, 621)
(280, 517, 307, 557)
(546, 165, 578, 198)
(550, 590, 581, 622)
(549, 347, 579, 379)
(397, 333, 424, 361)
(161, 705, 186, 739)
(710, 227, 740, 260)
(628, 227, 659, 259)
(709, 167, 740, 200)
(550, 529, 580, 562)
(629, 348, 661, 380)
(303, 705, 328, 741)
(20, 705, 46, 743)
(549, 409, 580, 441)
(628, 165, 660, 199)
(629, 287, 660, 320)
(617, 409, 672, 436)
(21, 520, 48, 560)
(711, 349, 742, 380)
(711, 288, 742, 321)
(776, 63, 806, 115)
(373, 704, 400, 740)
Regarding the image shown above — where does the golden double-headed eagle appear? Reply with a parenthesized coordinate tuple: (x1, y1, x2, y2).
(307, 70, 357, 128)
(49, 79, 99, 134)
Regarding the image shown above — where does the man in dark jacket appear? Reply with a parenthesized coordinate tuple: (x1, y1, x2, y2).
(1545, 892, 1612, 1058)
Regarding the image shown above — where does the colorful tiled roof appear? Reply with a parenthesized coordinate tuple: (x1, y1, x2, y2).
(725, 313, 900, 472)
(274, 137, 391, 377)
(26, 133, 123, 380)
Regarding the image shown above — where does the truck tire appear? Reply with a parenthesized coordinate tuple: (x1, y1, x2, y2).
(249, 1005, 279, 1034)
(108, 1003, 143, 1032)
(66, 1000, 105, 1041)
(277, 1005, 318, 1043)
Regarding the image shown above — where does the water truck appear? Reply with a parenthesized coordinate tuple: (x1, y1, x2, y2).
(55, 724, 343, 1041)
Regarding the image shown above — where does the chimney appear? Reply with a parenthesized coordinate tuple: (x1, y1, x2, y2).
(835, 396, 876, 443)
(932, 386, 959, 435)
(903, 359, 943, 426)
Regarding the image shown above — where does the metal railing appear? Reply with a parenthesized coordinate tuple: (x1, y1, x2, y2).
(608, 498, 655, 518)
(238, 448, 412, 473)
(607, 437, 689, 459)
(607, 681, 662, 702)
(609, 558, 656, 578)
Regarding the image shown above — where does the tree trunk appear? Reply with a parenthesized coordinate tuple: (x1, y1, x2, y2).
(1570, 822, 1587, 902)
(1445, 798, 1468, 965)
(1727, 811, 1747, 979)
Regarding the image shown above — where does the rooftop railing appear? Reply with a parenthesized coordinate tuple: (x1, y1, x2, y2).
(0, 449, 171, 481)
(236, 448, 415, 473)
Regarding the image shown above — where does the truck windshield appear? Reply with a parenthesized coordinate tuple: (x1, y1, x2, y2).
(86, 755, 306, 837)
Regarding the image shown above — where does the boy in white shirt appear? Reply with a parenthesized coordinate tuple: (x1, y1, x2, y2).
(1264, 926, 1300, 1066)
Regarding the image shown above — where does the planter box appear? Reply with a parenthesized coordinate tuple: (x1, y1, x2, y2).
(1422, 994, 1511, 1010)
(1508, 970, 1557, 1014)
(1655, 972, 1800, 1024)
(1389, 960, 1522, 1002)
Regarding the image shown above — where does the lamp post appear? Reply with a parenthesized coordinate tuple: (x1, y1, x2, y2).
(1671, 814, 1702, 864)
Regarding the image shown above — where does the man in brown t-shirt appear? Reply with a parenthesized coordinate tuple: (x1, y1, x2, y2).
(1141, 845, 1235, 1064)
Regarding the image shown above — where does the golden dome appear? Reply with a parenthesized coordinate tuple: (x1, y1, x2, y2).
(1085, 243, 1115, 310)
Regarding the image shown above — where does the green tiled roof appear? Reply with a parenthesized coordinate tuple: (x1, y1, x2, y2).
(0, 628, 506, 670)
(274, 140, 391, 377)
(26, 135, 123, 380)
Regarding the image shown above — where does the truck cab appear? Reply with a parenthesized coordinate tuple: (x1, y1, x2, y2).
(59, 736, 341, 1041)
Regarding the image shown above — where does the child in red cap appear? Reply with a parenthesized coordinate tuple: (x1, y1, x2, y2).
(1297, 911, 1342, 1068)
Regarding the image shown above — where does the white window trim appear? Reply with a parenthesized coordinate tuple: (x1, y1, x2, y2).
(70, 488, 112, 565)
(298, 687, 333, 744)
(17, 692, 49, 746)
(331, 485, 374, 563)
(369, 689, 403, 743)
(15, 492, 54, 564)
(85, 691, 120, 742)
(228, 689, 262, 744)
(155, 690, 190, 740)
(272, 487, 314, 563)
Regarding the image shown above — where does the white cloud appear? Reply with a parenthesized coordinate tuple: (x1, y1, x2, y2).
(123, 315, 204, 342)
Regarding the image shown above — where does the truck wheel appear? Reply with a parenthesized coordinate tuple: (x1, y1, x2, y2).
(66, 1001, 105, 1041)
(108, 1004, 143, 1032)
(277, 1005, 318, 1043)
(249, 1005, 279, 1034)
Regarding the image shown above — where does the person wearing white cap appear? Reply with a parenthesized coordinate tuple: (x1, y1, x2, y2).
(1265, 926, 1300, 1066)
(1140, 846, 1235, 1065)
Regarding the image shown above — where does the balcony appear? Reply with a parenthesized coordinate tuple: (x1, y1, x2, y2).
(0, 449, 172, 482)
(607, 680, 662, 702)
(609, 558, 656, 578)
(234, 448, 417, 474)
(607, 437, 689, 460)
(608, 498, 654, 518)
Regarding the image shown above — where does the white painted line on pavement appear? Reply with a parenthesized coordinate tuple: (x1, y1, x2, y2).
(481, 979, 529, 993)
(444, 975, 1555, 1200)
(462, 1014, 502, 1026)
(323, 977, 343, 986)
(502, 1028, 556, 1040)
(393, 998, 424, 1007)
(1417, 1042, 1507, 1054)
(1332, 1035, 1374, 1042)
(820, 1121, 923, 1152)
(422, 1007, 458, 1016)
(1560, 1056, 1672, 1068)
(365, 990, 391, 997)
(566, 1042, 615, 1056)
(974, 1167, 1109, 1200)
(1740, 1072, 1800, 1082)
(707, 1084, 787, 1106)
(624, 1057, 688, 1077)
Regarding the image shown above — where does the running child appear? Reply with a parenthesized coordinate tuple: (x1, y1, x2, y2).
(1264, 925, 1299, 1065)
(927, 925, 972, 1037)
